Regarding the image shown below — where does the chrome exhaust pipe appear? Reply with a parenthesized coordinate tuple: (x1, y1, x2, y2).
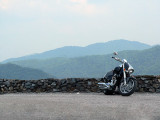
(98, 82, 110, 89)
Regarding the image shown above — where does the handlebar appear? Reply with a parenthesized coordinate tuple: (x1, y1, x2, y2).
(112, 56, 123, 63)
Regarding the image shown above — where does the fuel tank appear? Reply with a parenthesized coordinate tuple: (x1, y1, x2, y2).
(104, 70, 113, 81)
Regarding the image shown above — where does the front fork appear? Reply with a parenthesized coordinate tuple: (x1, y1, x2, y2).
(123, 64, 127, 85)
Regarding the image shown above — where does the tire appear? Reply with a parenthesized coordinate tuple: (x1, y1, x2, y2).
(103, 89, 114, 95)
(118, 78, 136, 96)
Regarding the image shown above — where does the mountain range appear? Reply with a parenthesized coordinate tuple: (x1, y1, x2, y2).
(7, 45, 160, 78)
(1, 39, 159, 79)
(3, 39, 151, 63)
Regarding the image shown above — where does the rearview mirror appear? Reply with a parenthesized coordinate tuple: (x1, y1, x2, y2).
(113, 52, 118, 55)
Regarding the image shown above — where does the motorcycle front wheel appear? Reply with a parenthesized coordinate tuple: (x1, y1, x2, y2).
(119, 78, 136, 96)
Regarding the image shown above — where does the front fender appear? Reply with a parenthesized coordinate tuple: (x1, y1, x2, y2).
(126, 76, 136, 82)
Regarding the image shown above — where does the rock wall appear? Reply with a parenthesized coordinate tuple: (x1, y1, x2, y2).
(136, 75, 160, 93)
(0, 75, 160, 94)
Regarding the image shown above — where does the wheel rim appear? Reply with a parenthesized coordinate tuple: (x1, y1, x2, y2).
(120, 79, 134, 94)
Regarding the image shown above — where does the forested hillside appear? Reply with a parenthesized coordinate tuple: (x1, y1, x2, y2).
(0, 64, 54, 80)
(8, 46, 160, 78)
(3, 40, 151, 63)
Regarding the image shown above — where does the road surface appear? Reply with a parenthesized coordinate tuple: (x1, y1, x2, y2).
(0, 93, 159, 120)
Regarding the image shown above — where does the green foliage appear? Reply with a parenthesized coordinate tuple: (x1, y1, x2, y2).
(0, 63, 53, 80)
(7, 46, 160, 78)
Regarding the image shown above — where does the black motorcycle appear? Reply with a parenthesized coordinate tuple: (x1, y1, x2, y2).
(98, 52, 136, 96)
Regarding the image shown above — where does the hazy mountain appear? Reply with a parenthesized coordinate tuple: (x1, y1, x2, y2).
(3, 39, 151, 63)
(0, 63, 54, 80)
(8, 46, 160, 78)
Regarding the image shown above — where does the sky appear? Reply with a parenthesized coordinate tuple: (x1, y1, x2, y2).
(0, 0, 160, 62)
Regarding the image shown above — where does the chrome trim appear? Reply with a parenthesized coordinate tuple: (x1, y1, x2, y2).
(98, 82, 110, 89)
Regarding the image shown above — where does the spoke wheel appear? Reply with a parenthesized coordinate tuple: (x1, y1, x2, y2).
(119, 79, 136, 96)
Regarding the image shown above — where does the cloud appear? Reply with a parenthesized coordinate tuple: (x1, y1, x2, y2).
(0, 0, 107, 17)
(0, 0, 9, 10)
(67, 0, 106, 15)
(0, 0, 57, 15)
(1, 0, 160, 62)
(70, 0, 87, 4)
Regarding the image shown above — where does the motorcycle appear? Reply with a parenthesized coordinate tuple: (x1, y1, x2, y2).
(98, 52, 136, 96)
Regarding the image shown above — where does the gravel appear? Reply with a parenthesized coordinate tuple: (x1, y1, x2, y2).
(0, 93, 159, 120)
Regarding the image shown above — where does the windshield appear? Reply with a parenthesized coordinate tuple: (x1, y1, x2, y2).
(119, 62, 134, 70)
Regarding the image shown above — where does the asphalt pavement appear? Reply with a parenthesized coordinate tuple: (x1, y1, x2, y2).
(0, 93, 159, 120)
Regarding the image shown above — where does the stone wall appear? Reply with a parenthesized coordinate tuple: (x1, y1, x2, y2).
(136, 75, 160, 93)
(0, 75, 160, 94)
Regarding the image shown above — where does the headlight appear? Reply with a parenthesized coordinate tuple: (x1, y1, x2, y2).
(128, 69, 134, 74)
